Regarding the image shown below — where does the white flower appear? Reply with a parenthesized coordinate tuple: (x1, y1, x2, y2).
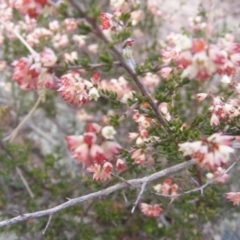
(221, 75, 231, 84)
(206, 172, 214, 180)
(153, 184, 162, 193)
(110, 0, 125, 8)
(101, 126, 117, 139)
(174, 34, 192, 51)
(88, 87, 100, 101)
(63, 51, 78, 63)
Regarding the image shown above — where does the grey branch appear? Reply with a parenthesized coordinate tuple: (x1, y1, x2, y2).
(152, 160, 237, 198)
(0, 159, 196, 228)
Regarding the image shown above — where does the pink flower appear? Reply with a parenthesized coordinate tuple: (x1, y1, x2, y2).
(87, 163, 112, 181)
(87, 164, 102, 181)
(90, 144, 106, 164)
(83, 132, 97, 145)
(171, 184, 179, 198)
(10, 0, 47, 18)
(159, 102, 171, 121)
(160, 67, 173, 80)
(226, 192, 240, 205)
(100, 13, 113, 30)
(210, 113, 220, 126)
(129, 132, 139, 140)
(40, 48, 57, 67)
(85, 123, 101, 133)
(161, 49, 179, 63)
(177, 51, 192, 69)
(141, 73, 160, 93)
(65, 135, 84, 151)
(101, 141, 121, 159)
(131, 149, 145, 165)
(230, 53, 240, 66)
(116, 159, 127, 171)
(226, 43, 240, 54)
(219, 60, 235, 76)
(196, 93, 208, 102)
(191, 39, 205, 53)
(91, 72, 101, 84)
(140, 203, 162, 217)
(103, 161, 113, 174)
(11, 56, 41, 90)
(179, 133, 234, 170)
(41, 73, 59, 89)
(209, 47, 227, 65)
(72, 143, 91, 166)
(161, 178, 172, 195)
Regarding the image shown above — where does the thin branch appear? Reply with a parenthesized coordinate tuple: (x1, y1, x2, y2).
(42, 215, 52, 235)
(4, 94, 43, 199)
(10, 28, 37, 56)
(152, 161, 237, 198)
(184, 161, 236, 196)
(44, 61, 121, 70)
(131, 181, 147, 214)
(15, 167, 34, 198)
(138, 64, 168, 74)
(27, 121, 58, 146)
(0, 159, 196, 228)
(4, 94, 43, 142)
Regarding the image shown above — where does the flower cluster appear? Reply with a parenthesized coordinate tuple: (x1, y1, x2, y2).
(99, 76, 134, 103)
(197, 94, 240, 126)
(65, 123, 122, 180)
(209, 97, 240, 126)
(141, 73, 160, 93)
(140, 203, 162, 217)
(58, 71, 102, 107)
(10, 0, 47, 18)
(153, 178, 178, 198)
(11, 48, 58, 90)
(87, 162, 113, 181)
(206, 167, 228, 184)
(161, 34, 240, 81)
(179, 133, 234, 170)
(188, 16, 206, 32)
(129, 110, 157, 165)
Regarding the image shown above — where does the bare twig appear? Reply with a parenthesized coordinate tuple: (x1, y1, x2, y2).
(44, 61, 121, 70)
(151, 161, 237, 198)
(0, 159, 196, 228)
(27, 121, 58, 146)
(131, 181, 147, 214)
(15, 167, 34, 198)
(42, 215, 52, 235)
(4, 92, 43, 142)
(5, 95, 43, 199)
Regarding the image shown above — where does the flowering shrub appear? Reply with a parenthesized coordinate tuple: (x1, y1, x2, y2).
(0, 0, 240, 239)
